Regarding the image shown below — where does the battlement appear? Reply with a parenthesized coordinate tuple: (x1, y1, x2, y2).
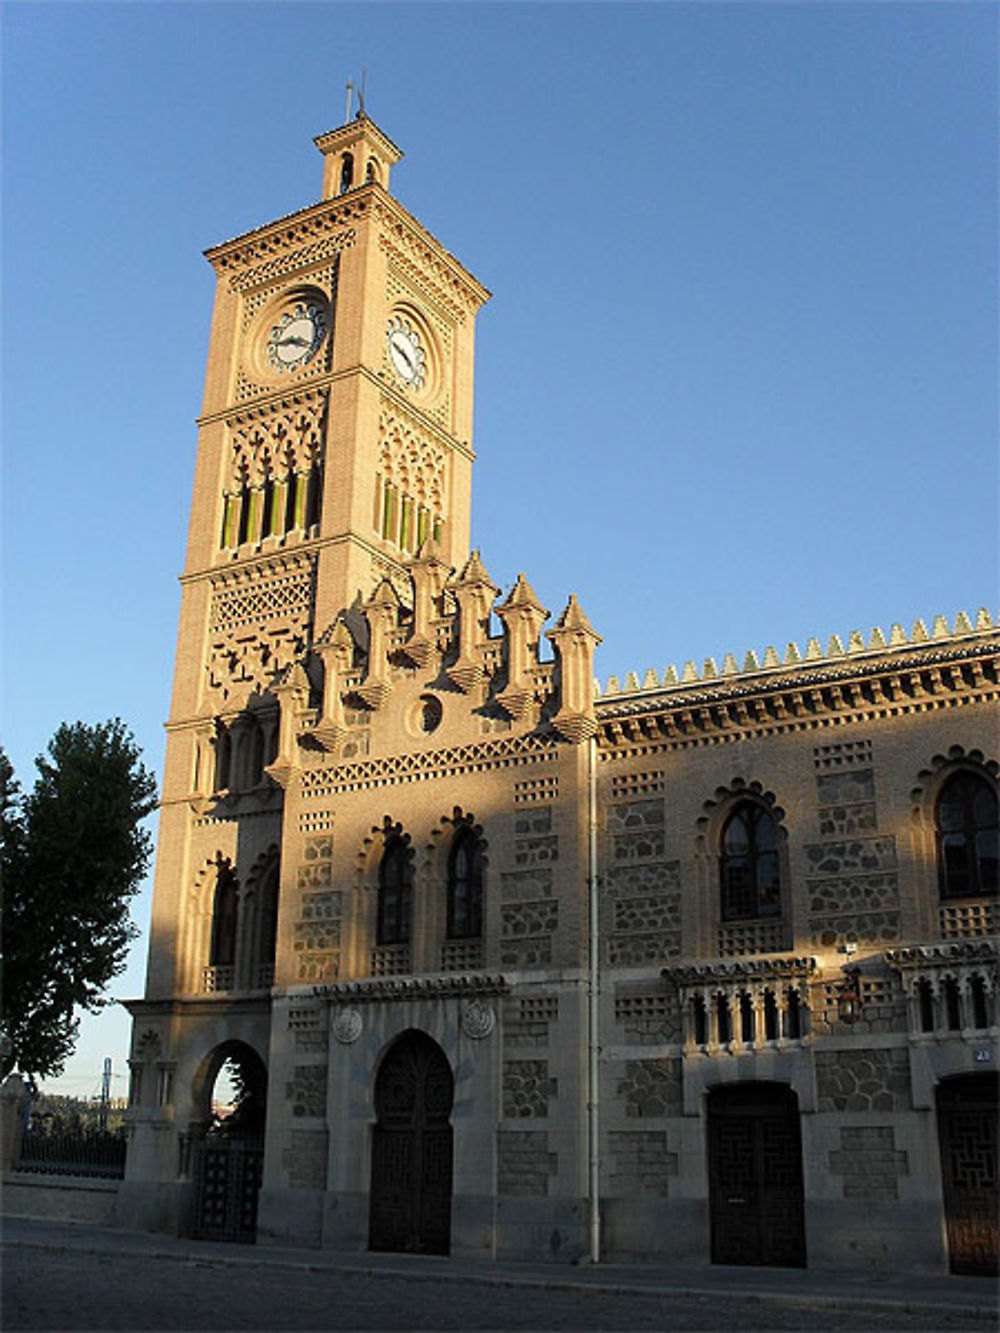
(596, 608, 997, 700)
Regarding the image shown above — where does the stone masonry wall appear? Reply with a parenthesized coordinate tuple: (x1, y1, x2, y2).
(608, 1130, 678, 1197)
(828, 1126, 909, 1200)
(501, 809, 559, 967)
(497, 1130, 557, 1196)
(605, 799, 681, 964)
(815, 1048, 911, 1112)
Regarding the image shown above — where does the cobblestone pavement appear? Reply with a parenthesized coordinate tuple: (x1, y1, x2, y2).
(3, 1244, 994, 1333)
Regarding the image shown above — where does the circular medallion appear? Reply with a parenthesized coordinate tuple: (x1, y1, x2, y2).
(332, 1007, 363, 1044)
(461, 999, 495, 1041)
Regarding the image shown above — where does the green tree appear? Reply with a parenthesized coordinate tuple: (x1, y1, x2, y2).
(1, 721, 157, 1079)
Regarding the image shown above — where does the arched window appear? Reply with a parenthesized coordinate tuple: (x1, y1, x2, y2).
(256, 861, 279, 983)
(377, 836, 412, 946)
(339, 152, 354, 194)
(447, 828, 483, 940)
(937, 771, 998, 899)
(210, 863, 238, 968)
(720, 802, 781, 921)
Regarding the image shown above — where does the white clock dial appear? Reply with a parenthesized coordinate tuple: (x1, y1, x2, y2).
(386, 316, 426, 388)
(266, 301, 328, 372)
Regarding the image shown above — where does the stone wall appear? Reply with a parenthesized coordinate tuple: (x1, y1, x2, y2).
(497, 1131, 556, 1196)
(828, 1126, 909, 1200)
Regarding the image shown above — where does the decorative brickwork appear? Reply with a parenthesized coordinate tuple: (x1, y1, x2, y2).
(815, 1049, 911, 1112)
(806, 834, 900, 948)
(503, 1060, 555, 1118)
(293, 886, 342, 983)
(608, 1130, 678, 1197)
(503, 995, 558, 1047)
(806, 837, 897, 876)
(497, 1131, 556, 1196)
(282, 1129, 329, 1190)
(610, 771, 666, 799)
(514, 776, 559, 804)
(301, 733, 560, 798)
(617, 1058, 682, 1118)
(285, 1065, 327, 1119)
(614, 991, 681, 1045)
(829, 1126, 909, 1200)
(206, 553, 316, 702)
(813, 739, 874, 770)
(501, 868, 553, 900)
(296, 836, 333, 889)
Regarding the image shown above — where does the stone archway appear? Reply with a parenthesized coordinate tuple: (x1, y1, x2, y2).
(937, 1072, 998, 1276)
(368, 1030, 454, 1255)
(189, 1040, 267, 1244)
(706, 1081, 806, 1268)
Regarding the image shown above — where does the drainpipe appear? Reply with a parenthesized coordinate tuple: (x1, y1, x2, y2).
(587, 733, 601, 1264)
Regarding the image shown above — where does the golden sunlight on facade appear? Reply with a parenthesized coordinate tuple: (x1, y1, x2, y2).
(120, 115, 998, 1275)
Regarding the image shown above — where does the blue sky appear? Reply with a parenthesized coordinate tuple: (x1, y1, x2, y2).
(3, 2, 996, 1097)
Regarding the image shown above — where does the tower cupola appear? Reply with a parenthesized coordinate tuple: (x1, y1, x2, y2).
(314, 114, 403, 199)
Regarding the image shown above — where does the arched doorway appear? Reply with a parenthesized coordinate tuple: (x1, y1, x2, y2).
(937, 1073, 998, 1276)
(707, 1081, 806, 1268)
(369, 1030, 454, 1255)
(189, 1041, 267, 1244)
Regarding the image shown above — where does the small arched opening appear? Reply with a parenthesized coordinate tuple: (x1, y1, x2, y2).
(189, 1040, 267, 1244)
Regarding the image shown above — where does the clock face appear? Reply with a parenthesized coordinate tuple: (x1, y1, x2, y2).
(266, 301, 328, 372)
(387, 316, 426, 388)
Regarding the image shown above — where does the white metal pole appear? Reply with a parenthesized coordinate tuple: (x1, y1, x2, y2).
(587, 733, 601, 1264)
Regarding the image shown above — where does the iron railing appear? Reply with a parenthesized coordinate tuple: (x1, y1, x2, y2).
(17, 1128, 127, 1179)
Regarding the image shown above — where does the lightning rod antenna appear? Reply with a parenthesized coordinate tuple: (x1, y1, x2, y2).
(344, 78, 354, 125)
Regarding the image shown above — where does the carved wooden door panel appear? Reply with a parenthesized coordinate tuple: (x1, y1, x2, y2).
(937, 1074, 998, 1277)
(369, 1032, 454, 1255)
(707, 1083, 806, 1268)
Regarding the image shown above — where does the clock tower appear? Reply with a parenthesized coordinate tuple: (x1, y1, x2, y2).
(135, 113, 489, 1011)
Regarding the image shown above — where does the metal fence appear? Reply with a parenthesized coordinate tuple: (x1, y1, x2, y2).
(17, 1129, 127, 1179)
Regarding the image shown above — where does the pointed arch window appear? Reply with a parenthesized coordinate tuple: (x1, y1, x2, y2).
(937, 771, 999, 899)
(377, 836, 412, 946)
(209, 863, 239, 968)
(720, 802, 781, 921)
(447, 828, 484, 940)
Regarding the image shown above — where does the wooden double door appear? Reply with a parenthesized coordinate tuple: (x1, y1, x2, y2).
(369, 1031, 454, 1255)
(707, 1082, 806, 1268)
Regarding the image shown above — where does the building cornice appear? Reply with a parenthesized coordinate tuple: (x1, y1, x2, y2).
(597, 637, 999, 756)
(204, 184, 490, 312)
(313, 973, 510, 1004)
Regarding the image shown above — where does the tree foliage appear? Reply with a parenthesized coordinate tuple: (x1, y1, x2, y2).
(1, 721, 157, 1079)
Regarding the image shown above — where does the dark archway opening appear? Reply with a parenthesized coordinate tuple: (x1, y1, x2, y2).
(189, 1041, 267, 1244)
(707, 1081, 806, 1268)
(369, 1030, 454, 1255)
(937, 1073, 998, 1276)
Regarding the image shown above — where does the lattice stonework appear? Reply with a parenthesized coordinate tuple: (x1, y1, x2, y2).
(228, 393, 328, 489)
(206, 554, 316, 702)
